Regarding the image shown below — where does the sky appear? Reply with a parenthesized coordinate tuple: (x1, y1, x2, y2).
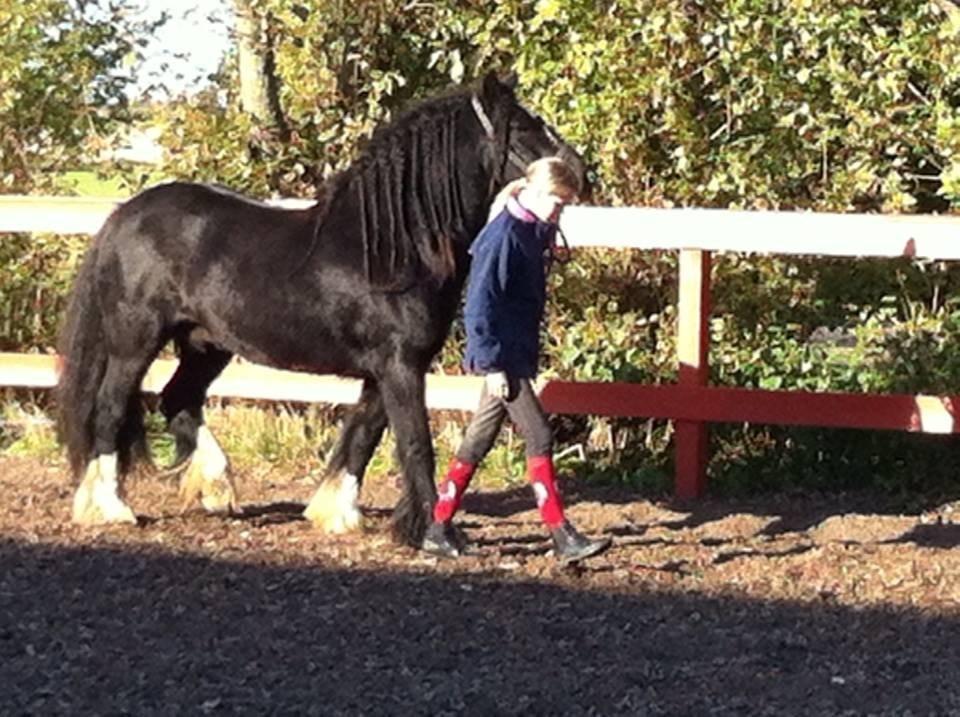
(131, 0, 233, 98)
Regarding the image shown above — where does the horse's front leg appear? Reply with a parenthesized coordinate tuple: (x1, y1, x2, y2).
(304, 378, 387, 533)
(378, 364, 436, 547)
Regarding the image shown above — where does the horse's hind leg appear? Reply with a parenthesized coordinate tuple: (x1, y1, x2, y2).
(72, 354, 153, 525)
(159, 340, 237, 515)
(305, 378, 386, 533)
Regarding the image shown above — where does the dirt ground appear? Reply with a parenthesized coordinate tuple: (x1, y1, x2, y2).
(2, 455, 960, 716)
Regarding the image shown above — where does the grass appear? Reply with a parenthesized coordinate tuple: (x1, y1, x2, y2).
(13, 399, 946, 504)
(0, 399, 653, 493)
(50, 169, 172, 198)
(0, 403, 60, 461)
(0, 399, 511, 486)
(52, 171, 127, 197)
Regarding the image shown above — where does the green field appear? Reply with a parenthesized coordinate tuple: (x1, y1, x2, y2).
(53, 170, 127, 197)
(52, 169, 170, 197)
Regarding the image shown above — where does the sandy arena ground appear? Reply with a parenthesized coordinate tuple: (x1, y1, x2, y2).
(2, 455, 959, 715)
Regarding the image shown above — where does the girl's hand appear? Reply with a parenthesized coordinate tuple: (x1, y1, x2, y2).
(485, 371, 509, 399)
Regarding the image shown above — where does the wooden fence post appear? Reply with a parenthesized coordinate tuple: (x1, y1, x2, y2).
(675, 249, 712, 499)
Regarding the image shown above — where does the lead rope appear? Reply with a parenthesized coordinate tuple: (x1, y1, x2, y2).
(553, 224, 573, 265)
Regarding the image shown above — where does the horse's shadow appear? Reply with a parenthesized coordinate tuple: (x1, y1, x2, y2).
(218, 468, 960, 550)
(239, 501, 306, 523)
(235, 501, 396, 529)
(886, 522, 960, 548)
(469, 530, 551, 558)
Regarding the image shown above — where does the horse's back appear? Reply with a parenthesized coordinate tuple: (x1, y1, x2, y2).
(107, 182, 311, 248)
(88, 183, 315, 342)
(98, 182, 312, 281)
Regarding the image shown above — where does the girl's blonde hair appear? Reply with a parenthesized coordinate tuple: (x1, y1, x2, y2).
(488, 157, 582, 219)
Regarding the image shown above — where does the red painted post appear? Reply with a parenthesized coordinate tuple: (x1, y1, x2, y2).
(675, 249, 712, 499)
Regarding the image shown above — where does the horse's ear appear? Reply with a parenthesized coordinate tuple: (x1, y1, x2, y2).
(480, 70, 517, 105)
(481, 71, 502, 100)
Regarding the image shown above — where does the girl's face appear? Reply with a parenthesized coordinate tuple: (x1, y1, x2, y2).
(524, 173, 577, 223)
(521, 187, 571, 224)
(543, 186, 577, 224)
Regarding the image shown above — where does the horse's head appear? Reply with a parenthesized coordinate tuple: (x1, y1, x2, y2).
(328, 73, 592, 288)
(472, 71, 590, 201)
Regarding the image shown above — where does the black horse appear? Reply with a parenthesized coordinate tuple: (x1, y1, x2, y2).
(57, 72, 587, 546)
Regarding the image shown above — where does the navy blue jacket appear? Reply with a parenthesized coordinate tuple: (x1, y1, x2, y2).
(463, 204, 555, 378)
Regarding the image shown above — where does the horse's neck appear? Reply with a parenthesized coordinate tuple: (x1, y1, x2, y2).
(452, 142, 498, 244)
(301, 113, 495, 284)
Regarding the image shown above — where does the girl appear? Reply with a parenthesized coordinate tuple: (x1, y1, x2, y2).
(422, 157, 611, 563)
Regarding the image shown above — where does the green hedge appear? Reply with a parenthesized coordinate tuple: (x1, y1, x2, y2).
(6, 1, 960, 493)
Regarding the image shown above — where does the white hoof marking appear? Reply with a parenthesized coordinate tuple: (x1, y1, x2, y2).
(304, 473, 361, 533)
(71, 454, 137, 526)
(179, 426, 238, 514)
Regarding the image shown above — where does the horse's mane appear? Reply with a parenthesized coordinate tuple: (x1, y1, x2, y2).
(307, 83, 502, 289)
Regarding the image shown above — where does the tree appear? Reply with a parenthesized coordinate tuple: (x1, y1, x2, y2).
(0, 0, 154, 193)
(234, 0, 286, 132)
(0, 0, 157, 352)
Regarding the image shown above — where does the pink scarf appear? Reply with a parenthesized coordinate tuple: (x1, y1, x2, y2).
(505, 194, 537, 223)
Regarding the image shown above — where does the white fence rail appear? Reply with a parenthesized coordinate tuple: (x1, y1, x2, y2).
(5, 193, 960, 495)
(3, 193, 960, 414)
(4, 193, 960, 257)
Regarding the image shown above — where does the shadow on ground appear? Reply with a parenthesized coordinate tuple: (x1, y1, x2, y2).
(1, 538, 958, 715)
(464, 477, 960, 548)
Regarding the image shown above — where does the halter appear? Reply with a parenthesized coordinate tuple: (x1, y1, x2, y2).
(471, 94, 496, 139)
(471, 93, 576, 266)
(471, 94, 529, 183)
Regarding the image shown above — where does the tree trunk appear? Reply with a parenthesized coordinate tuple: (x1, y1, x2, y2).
(234, 0, 286, 133)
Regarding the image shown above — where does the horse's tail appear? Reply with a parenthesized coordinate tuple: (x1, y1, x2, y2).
(56, 220, 149, 479)
(56, 239, 107, 478)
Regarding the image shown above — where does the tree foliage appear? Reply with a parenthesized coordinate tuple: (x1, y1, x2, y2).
(0, 0, 160, 357)
(0, 0, 152, 192)
(9, 1, 960, 490)
(153, 1, 960, 213)
(145, 1, 960, 492)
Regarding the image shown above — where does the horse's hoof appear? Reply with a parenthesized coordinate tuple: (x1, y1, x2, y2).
(303, 473, 362, 533)
(337, 505, 363, 533)
(199, 491, 238, 516)
(179, 466, 238, 515)
(71, 455, 138, 526)
(198, 481, 239, 515)
(177, 427, 238, 515)
(71, 494, 137, 526)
